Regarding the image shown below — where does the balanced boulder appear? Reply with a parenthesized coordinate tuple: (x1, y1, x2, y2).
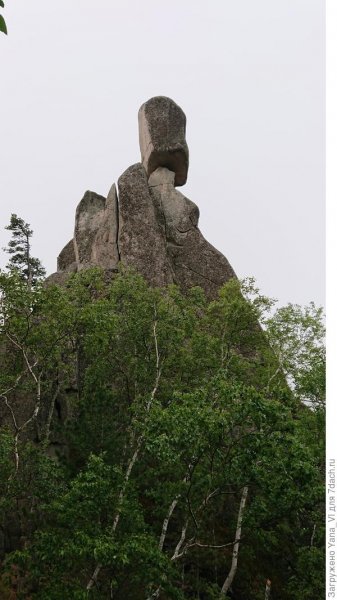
(50, 96, 236, 299)
(138, 96, 189, 187)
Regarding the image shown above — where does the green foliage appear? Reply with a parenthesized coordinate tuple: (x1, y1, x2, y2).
(3, 214, 46, 285)
(0, 0, 7, 35)
(0, 263, 325, 599)
(265, 302, 325, 408)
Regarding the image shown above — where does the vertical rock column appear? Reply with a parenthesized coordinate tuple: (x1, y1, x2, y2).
(74, 186, 119, 271)
(56, 186, 120, 275)
(117, 163, 173, 287)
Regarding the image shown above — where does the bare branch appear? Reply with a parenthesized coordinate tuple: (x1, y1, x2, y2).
(6, 332, 39, 380)
(87, 563, 102, 593)
(0, 369, 26, 400)
(171, 518, 189, 561)
(266, 360, 283, 393)
(189, 540, 238, 550)
(2, 334, 42, 473)
(1, 395, 19, 432)
(172, 535, 241, 563)
(198, 487, 220, 512)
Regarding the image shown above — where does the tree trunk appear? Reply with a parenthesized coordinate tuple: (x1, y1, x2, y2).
(221, 486, 248, 596)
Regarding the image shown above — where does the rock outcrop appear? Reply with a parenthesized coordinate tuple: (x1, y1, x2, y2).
(117, 163, 173, 287)
(148, 166, 236, 298)
(50, 96, 236, 299)
(138, 96, 189, 187)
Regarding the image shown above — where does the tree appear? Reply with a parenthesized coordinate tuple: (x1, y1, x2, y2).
(264, 302, 325, 409)
(0, 0, 7, 35)
(3, 214, 45, 287)
(0, 265, 325, 599)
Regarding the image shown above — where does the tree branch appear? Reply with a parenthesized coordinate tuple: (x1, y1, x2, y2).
(171, 518, 189, 561)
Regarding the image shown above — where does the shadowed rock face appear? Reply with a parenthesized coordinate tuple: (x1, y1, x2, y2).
(57, 239, 77, 273)
(148, 167, 236, 298)
(74, 186, 119, 271)
(55, 186, 119, 278)
(50, 97, 236, 299)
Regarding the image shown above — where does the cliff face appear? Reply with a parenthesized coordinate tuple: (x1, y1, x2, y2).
(49, 96, 236, 299)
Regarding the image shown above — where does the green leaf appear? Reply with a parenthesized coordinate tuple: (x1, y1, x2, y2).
(0, 14, 7, 34)
(0, 1, 5, 8)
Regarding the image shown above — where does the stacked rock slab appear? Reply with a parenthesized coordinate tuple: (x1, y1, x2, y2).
(138, 96, 189, 187)
(51, 96, 236, 299)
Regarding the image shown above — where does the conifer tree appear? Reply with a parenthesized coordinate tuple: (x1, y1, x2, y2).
(3, 214, 45, 287)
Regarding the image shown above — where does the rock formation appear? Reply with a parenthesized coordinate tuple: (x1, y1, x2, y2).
(138, 96, 189, 186)
(50, 96, 236, 299)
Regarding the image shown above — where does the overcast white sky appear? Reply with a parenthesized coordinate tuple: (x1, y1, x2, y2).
(0, 0, 325, 306)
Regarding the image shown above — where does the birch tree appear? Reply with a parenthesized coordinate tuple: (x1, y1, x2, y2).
(0, 270, 325, 600)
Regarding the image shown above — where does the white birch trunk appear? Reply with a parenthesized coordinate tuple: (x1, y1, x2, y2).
(221, 486, 248, 596)
(87, 316, 161, 592)
(265, 578, 271, 599)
